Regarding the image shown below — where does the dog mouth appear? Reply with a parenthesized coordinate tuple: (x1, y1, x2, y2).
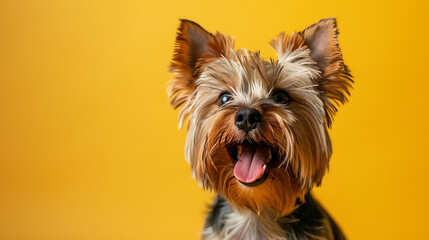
(227, 142, 278, 185)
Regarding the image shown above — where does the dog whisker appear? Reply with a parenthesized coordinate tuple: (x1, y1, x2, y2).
(168, 18, 352, 239)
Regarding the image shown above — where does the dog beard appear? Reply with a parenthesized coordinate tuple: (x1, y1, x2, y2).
(168, 19, 352, 216)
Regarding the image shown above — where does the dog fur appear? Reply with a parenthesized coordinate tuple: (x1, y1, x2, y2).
(168, 18, 352, 240)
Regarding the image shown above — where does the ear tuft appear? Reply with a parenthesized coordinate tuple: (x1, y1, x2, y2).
(170, 20, 215, 78)
(168, 20, 215, 111)
(269, 31, 306, 58)
(168, 20, 235, 128)
(299, 18, 353, 126)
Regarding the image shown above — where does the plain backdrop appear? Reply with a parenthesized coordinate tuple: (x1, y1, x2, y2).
(1, 0, 428, 239)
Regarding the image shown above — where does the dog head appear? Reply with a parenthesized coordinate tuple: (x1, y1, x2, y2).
(168, 18, 352, 216)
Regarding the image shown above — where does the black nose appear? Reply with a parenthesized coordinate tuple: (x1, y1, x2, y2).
(235, 108, 262, 131)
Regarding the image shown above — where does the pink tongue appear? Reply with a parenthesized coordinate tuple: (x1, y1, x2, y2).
(233, 144, 267, 183)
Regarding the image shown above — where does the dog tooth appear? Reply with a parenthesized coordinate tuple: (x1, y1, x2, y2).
(267, 149, 272, 163)
(258, 165, 266, 180)
(238, 145, 242, 155)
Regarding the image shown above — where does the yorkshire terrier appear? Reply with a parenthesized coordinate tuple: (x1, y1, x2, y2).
(168, 18, 352, 240)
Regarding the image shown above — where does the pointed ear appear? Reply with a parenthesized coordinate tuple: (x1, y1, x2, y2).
(168, 20, 234, 112)
(170, 20, 216, 80)
(299, 18, 353, 125)
(168, 20, 215, 111)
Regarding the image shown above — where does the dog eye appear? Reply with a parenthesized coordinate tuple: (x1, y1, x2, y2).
(218, 92, 232, 105)
(272, 91, 290, 104)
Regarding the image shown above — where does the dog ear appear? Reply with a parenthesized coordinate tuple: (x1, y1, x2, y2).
(168, 20, 218, 111)
(168, 20, 234, 128)
(299, 18, 353, 125)
(168, 20, 215, 112)
(170, 20, 216, 80)
(168, 20, 234, 119)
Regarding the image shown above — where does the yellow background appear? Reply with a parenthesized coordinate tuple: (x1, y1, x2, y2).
(1, 0, 428, 239)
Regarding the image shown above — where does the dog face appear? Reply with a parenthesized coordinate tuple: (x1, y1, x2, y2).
(168, 19, 352, 216)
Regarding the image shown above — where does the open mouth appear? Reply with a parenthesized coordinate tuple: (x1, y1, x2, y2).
(227, 142, 279, 186)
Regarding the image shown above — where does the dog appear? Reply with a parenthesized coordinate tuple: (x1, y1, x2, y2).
(167, 18, 352, 240)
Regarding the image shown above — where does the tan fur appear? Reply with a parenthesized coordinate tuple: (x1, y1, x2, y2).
(299, 18, 353, 125)
(168, 19, 352, 218)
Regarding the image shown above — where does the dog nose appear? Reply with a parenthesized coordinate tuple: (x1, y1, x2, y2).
(235, 108, 262, 131)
